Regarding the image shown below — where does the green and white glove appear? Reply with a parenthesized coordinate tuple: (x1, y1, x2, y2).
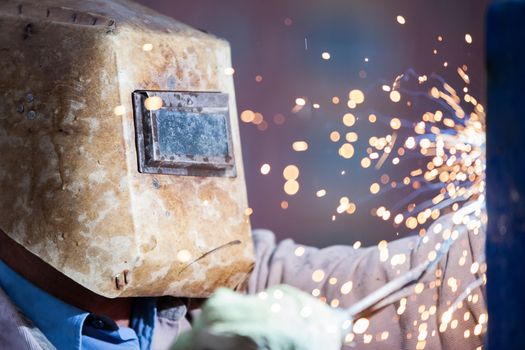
(172, 285, 349, 350)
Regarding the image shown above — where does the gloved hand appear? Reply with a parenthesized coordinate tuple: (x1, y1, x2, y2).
(171, 285, 349, 350)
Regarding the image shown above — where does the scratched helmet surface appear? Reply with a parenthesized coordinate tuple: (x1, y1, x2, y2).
(0, 0, 255, 298)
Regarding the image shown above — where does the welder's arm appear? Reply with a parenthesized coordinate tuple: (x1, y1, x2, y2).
(248, 221, 486, 349)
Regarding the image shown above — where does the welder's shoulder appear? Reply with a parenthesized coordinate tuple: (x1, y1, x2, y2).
(0, 286, 56, 350)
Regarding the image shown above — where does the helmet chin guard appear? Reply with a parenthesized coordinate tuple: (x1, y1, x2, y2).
(0, 0, 255, 298)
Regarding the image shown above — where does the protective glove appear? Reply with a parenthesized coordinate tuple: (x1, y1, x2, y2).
(171, 285, 349, 350)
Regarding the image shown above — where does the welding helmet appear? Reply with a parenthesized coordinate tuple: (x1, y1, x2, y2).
(0, 0, 255, 298)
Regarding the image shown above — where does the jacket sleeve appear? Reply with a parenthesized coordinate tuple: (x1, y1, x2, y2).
(248, 216, 486, 350)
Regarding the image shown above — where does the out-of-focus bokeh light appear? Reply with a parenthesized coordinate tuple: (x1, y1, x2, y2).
(224, 67, 235, 75)
(144, 96, 163, 111)
(260, 163, 271, 175)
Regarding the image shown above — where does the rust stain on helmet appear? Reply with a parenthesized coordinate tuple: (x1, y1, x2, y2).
(0, 0, 254, 298)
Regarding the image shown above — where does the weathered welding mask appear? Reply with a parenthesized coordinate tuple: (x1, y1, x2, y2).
(0, 0, 255, 298)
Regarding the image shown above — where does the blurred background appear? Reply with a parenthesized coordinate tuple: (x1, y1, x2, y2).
(136, 0, 488, 247)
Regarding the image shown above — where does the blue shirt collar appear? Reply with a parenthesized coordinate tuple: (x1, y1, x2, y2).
(0, 259, 157, 350)
(0, 259, 88, 349)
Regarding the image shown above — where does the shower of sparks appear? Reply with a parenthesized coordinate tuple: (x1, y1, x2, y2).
(378, 70, 485, 234)
(245, 69, 486, 346)
(237, 8, 486, 348)
(332, 70, 484, 345)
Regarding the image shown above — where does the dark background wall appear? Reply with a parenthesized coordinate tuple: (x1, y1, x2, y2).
(136, 0, 488, 247)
